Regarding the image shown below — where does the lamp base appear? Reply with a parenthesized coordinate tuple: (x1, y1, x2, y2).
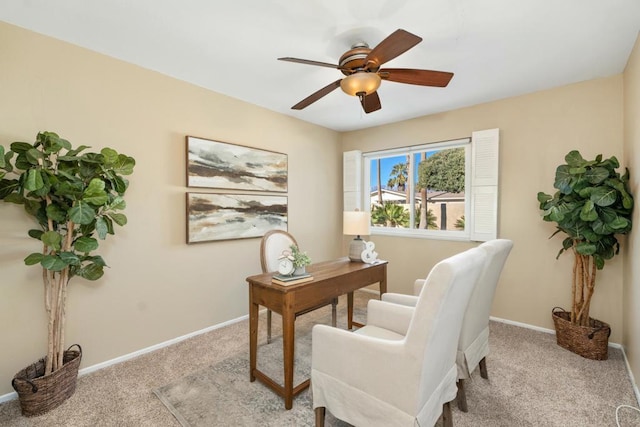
(348, 238, 366, 262)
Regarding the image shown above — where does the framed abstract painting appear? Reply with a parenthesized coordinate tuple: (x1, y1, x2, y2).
(186, 192, 287, 243)
(186, 136, 287, 192)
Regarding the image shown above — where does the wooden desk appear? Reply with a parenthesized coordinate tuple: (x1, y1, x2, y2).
(246, 258, 388, 409)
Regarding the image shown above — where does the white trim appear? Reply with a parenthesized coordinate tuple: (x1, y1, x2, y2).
(0, 313, 249, 404)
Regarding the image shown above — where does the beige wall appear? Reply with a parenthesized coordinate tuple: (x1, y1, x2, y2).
(0, 22, 342, 395)
(342, 76, 626, 344)
(623, 33, 640, 391)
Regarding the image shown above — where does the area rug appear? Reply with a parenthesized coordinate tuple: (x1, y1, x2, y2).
(153, 315, 343, 427)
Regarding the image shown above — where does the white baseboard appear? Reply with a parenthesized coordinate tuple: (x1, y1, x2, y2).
(0, 312, 250, 404)
(3, 307, 637, 407)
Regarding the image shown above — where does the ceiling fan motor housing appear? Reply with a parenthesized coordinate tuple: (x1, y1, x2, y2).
(339, 43, 379, 75)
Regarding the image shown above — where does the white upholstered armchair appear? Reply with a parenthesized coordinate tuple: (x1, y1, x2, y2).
(311, 247, 487, 427)
(382, 239, 513, 411)
(259, 230, 337, 343)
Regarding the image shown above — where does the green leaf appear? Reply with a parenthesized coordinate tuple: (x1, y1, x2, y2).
(83, 178, 108, 205)
(101, 148, 118, 165)
(537, 192, 551, 204)
(66, 145, 90, 157)
(569, 167, 586, 175)
(24, 253, 44, 265)
(59, 251, 80, 265)
(46, 203, 67, 222)
(585, 167, 609, 184)
(28, 229, 44, 240)
(575, 241, 597, 255)
(591, 219, 612, 235)
(0, 179, 20, 199)
(25, 148, 43, 165)
(4, 193, 24, 204)
(10, 142, 33, 154)
(103, 215, 114, 235)
(112, 154, 135, 175)
(88, 255, 107, 267)
(110, 196, 126, 210)
(3, 151, 14, 172)
(610, 217, 630, 230)
(579, 200, 597, 221)
(74, 236, 99, 253)
(112, 176, 128, 194)
(41, 231, 62, 250)
(78, 263, 104, 281)
(41, 255, 67, 271)
(96, 217, 108, 239)
(24, 169, 44, 192)
(594, 255, 605, 270)
(0, 146, 5, 168)
(68, 201, 95, 225)
(564, 150, 584, 167)
(554, 165, 573, 194)
(109, 212, 127, 226)
(590, 186, 617, 207)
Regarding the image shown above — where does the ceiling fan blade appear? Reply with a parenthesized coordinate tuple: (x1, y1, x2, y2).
(380, 68, 454, 87)
(291, 79, 342, 110)
(278, 57, 339, 69)
(365, 29, 422, 68)
(360, 92, 381, 114)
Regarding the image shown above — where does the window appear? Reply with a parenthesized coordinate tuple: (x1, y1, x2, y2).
(344, 129, 499, 242)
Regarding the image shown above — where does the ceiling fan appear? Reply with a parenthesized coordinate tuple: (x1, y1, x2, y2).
(278, 29, 454, 114)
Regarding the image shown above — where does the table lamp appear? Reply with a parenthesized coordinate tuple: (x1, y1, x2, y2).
(343, 210, 371, 262)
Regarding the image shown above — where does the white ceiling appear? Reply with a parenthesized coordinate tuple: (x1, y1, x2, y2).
(1, 1, 639, 132)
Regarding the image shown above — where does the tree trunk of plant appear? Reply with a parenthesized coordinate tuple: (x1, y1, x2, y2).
(419, 188, 427, 229)
(571, 248, 597, 327)
(44, 268, 70, 376)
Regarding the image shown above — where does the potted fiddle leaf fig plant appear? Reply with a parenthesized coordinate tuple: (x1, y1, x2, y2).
(537, 150, 632, 360)
(0, 131, 135, 415)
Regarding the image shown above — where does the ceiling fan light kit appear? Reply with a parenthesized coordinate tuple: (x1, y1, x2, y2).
(340, 72, 381, 97)
(278, 29, 454, 114)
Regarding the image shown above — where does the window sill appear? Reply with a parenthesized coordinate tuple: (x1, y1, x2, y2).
(371, 227, 470, 242)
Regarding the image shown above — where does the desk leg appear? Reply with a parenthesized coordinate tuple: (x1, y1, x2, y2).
(379, 264, 387, 296)
(347, 291, 354, 330)
(282, 304, 295, 409)
(249, 296, 259, 382)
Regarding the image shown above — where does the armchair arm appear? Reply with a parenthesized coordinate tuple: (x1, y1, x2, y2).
(312, 324, 417, 412)
(381, 293, 419, 307)
(366, 299, 414, 336)
(413, 279, 426, 295)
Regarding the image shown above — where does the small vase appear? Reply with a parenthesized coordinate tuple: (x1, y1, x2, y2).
(293, 266, 306, 276)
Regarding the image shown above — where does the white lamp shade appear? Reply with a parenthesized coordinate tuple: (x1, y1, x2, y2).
(343, 211, 371, 236)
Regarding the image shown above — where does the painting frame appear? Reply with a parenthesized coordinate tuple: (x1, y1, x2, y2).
(186, 135, 288, 192)
(186, 192, 288, 244)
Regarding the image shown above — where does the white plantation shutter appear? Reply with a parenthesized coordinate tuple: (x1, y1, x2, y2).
(470, 128, 499, 241)
(343, 150, 362, 211)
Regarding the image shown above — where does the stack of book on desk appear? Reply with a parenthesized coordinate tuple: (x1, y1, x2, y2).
(271, 273, 313, 286)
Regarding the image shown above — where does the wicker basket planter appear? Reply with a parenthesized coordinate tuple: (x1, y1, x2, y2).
(11, 344, 82, 417)
(552, 308, 610, 360)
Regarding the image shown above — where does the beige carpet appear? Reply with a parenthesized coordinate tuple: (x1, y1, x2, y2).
(0, 291, 639, 426)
